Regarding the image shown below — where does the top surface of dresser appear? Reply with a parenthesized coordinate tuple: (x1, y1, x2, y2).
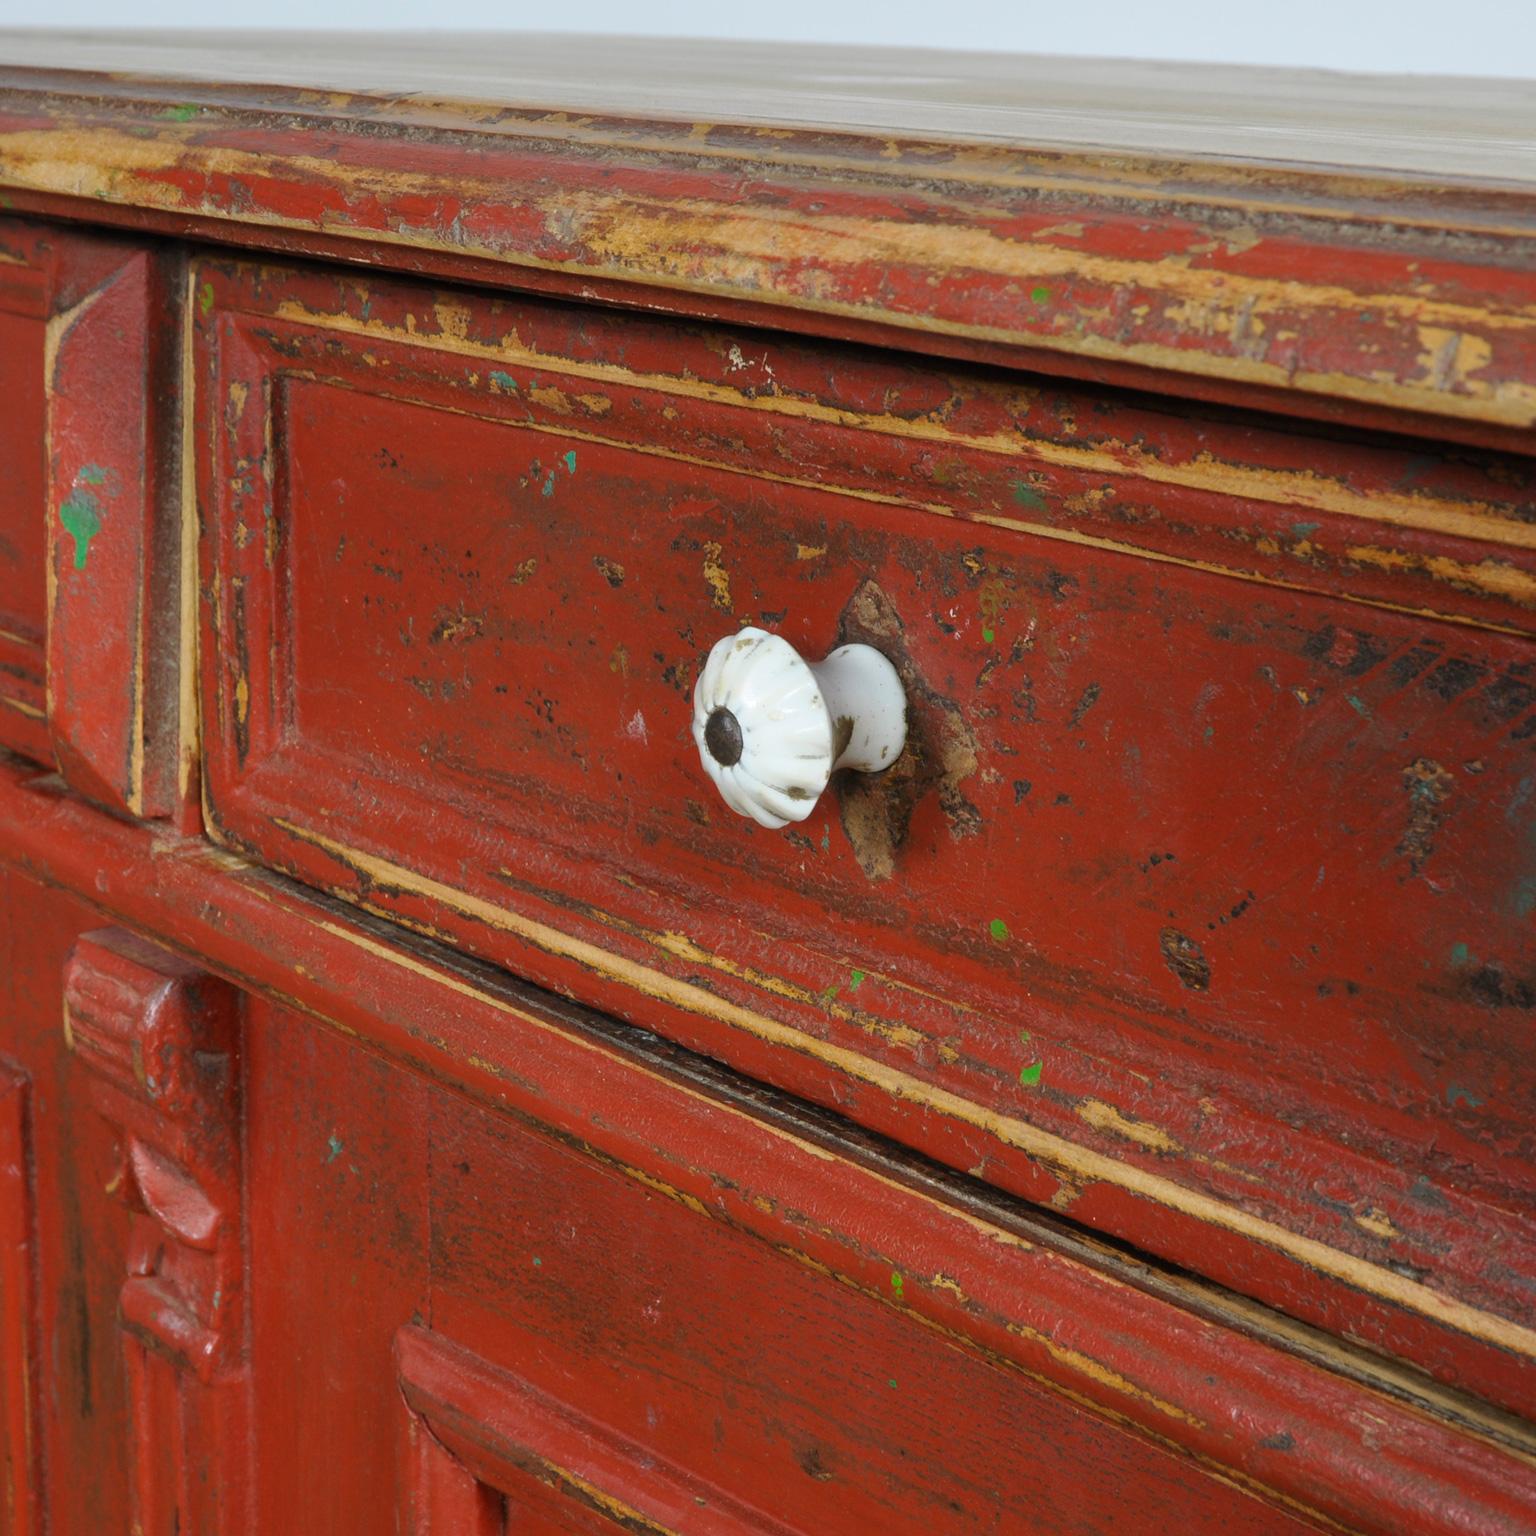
(1, 29, 1534, 181)
(2, 32, 1535, 452)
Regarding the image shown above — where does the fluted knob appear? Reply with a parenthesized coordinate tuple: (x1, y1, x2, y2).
(691, 627, 907, 829)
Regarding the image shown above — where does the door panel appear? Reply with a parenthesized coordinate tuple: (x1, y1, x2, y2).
(5, 822, 1536, 1532)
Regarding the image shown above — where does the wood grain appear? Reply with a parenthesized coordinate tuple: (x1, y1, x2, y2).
(1, 37, 1535, 443)
(1, 32, 1533, 183)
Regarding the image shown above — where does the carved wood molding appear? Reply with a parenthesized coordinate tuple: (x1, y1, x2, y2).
(62, 927, 249, 1533)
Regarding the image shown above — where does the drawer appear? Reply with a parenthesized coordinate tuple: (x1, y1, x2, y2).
(194, 258, 1536, 1417)
(0, 217, 184, 819)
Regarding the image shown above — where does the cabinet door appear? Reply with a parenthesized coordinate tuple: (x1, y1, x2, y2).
(238, 994, 1315, 1536)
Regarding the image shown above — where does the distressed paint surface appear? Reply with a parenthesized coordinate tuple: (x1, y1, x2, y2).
(1, 785, 1534, 1534)
(62, 929, 251, 1533)
(0, 869, 134, 1530)
(193, 259, 1536, 1421)
(2, 70, 1536, 453)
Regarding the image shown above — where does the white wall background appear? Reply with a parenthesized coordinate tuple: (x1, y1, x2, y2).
(1, 0, 1534, 80)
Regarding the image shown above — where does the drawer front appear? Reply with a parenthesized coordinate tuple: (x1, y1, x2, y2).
(195, 259, 1536, 1416)
(0, 218, 184, 819)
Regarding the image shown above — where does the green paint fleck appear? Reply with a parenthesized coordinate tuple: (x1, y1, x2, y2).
(1291, 521, 1320, 539)
(160, 103, 199, 121)
(988, 917, 1010, 943)
(887, 1378, 898, 1389)
(77, 463, 108, 485)
(1347, 694, 1371, 719)
(542, 472, 556, 497)
(198, 280, 215, 318)
(532, 1255, 542, 1268)
(1030, 285, 1050, 305)
(1018, 1060, 1043, 1088)
(889, 1270, 904, 1301)
(820, 824, 830, 852)
(563, 449, 577, 474)
(822, 983, 841, 1004)
(1010, 481, 1047, 512)
(489, 370, 518, 393)
(325, 1132, 344, 1164)
(59, 491, 102, 570)
(849, 969, 866, 991)
(1450, 941, 1472, 966)
(1446, 1083, 1485, 1110)
(982, 626, 995, 644)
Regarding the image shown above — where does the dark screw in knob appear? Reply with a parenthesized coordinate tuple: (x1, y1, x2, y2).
(704, 706, 744, 767)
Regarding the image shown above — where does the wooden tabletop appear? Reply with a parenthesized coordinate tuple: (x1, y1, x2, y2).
(1, 30, 1533, 184)
(1, 32, 1534, 446)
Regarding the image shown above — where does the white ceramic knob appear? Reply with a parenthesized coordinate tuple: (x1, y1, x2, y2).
(691, 627, 908, 829)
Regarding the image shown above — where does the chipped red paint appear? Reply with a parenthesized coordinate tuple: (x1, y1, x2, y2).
(3, 72, 1536, 454)
(192, 257, 1536, 1424)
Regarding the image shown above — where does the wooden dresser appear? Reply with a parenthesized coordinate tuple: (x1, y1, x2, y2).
(0, 33, 1533, 1533)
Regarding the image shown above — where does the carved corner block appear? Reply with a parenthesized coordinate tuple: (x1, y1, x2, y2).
(62, 927, 248, 1532)
(45, 237, 186, 823)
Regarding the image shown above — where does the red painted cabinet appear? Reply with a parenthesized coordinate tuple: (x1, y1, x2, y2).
(2, 35, 1536, 1536)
